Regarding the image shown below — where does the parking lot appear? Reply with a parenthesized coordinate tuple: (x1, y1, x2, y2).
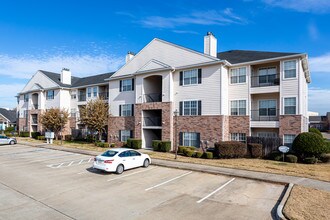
(0, 144, 284, 220)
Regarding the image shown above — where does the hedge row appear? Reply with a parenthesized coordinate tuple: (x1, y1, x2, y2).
(178, 146, 213, 159)
(214, 141, 247, 158)
(152, 140, 171, 152)
(19, 132, 29, 137)
(126, 139, 142, 149)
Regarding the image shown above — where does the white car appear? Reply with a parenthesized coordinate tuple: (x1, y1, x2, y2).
(93, 148, 151, 174)
(0, 135, 17, 145)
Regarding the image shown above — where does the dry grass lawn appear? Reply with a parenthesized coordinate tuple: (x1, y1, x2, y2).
(17, 137, 330, 182)
(284, 185, 330, 220)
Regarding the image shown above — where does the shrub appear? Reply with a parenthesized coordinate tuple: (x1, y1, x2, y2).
(152, 140, 162, 151)
(110, 143, 116, 148)
(309, 127, 323, 138)
(304, 156, 317, 164)
(292, 132, 328, 158)
(5, 133, 12, 137)
(185, 150, 195, 157)
(285, 154, 298, 163)
(178, 146, 187, 154)
(31, 132, 41, 139)
(160, 141, 171, 152)
(65, 135, 72, 141)
(203, 152, 213, 159)
(320, 153, 330, 163)
(19, 131, 29, 137)
(37, 136, 45, 140)
(127, 139, 142, 149)
(5, 127, 15, 133)
(195, 152, 203, 158)
(214, 141, 247, 158)
(248, 143, 263, 158)
(126, 139, 132, 148)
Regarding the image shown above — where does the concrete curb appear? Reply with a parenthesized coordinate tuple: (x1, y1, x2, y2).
(276, 183, 294, 220)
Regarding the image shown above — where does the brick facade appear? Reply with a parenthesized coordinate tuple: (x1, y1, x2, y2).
(279, 115, 303, 137)
(108, 116, 135, 146)
(229, 116, 250, 135)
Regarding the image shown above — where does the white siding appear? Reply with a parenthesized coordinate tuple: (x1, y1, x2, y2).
(220, 66, 228, 115)
(173, 65, 221, 115)
(45, 89, 61, 109)
(20, 71, 58, 93)
(59, 90, 71, 111)
(109, 79, 135, 116)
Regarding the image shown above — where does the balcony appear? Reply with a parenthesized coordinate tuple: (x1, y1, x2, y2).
(98, 92, 109, 100)
(143, 117, 162, 127)
(32, 104, 38, 110)
(78, 94, 86, 102)
(143, 93, 162, 103)
(250, 109, 279, 128)
(251, 74, 280, 88)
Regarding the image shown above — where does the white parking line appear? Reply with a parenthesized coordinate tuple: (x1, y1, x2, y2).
(68, 161, 74, 166)
(145, 171, 193, 191)
(107, 167, 156, 182)
(196, 178, 235, 203)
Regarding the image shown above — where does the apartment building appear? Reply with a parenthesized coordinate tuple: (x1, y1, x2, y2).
(107, 33, 310, 149)
(17, 69, 113, 135)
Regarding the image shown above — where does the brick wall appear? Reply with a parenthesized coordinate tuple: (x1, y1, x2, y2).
(229, 116, 250, 135)
(108, 116, 135, 146)
(279, 115, 303, 137)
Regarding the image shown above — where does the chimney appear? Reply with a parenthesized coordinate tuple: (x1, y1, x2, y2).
(204, 32, 217, 57)
(125, 51, 135, 63)
(61, 68, 71, 85)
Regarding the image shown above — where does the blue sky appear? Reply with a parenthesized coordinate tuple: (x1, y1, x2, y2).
(1, 0, 330, 114)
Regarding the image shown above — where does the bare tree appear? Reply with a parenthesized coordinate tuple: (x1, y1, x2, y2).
(79, 98, 108, 141)
(39, 108, 69, 140)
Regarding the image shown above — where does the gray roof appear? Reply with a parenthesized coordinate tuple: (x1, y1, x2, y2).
(40, 70, 114, 88)
(217, 50, 300, 64)
(0, 108, 16, 123)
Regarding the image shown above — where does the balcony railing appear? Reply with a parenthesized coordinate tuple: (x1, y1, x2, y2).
(98, 92, 109, 100)
(251, 109, 279, 121)
(31, 118, 38, 124)
(143, 117, 162, 127)
(143, 93, 162, 103)
(251, 74, 280, 87)
(32, 104, 38, 109)
(78, 94, 86, 102)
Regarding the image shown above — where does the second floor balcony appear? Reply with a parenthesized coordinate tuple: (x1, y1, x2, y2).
(78, 94, 86, 102)
(143, 117, 162, 127)
(251, 74, 280, 87)
(251, 109, 279, 121)
(143, 93, 162, 103)
(98, 92, 109, 100)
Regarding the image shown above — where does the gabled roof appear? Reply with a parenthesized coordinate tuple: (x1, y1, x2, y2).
(137, 59, 171, 73)
(217, 50, 301, 64)
(39, 70, 114, 88)
(0, 108, 16, 123)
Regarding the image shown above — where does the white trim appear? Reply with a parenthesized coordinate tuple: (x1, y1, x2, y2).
(282, 96, 298, 115)
(229, 98, 248, 116)
(182, 100, 200, 116)
(229, 66, 247, 85)
(282, 59, 298, 80)
(230, 54, 306, 67)
(257, 99, 278, 116)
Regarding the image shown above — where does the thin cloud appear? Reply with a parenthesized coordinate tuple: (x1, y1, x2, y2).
(0, 54, 124, 79)
(309, 87, 330, 115)
(138, 8, 247, 29)
(263, 0, 330, 13)
(308, 23, 319, 41)
(309, 53, 330, 73)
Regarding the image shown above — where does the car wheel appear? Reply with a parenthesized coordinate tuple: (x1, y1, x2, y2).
(9, 141, 15, 145)
(116, 164, 124, 174)
(143, 159, 150, 168)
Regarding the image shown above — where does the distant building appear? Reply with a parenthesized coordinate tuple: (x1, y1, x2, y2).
(309, 112, 330, 131)
(308, 111, 319, 117)
(0, 108, 16, 131)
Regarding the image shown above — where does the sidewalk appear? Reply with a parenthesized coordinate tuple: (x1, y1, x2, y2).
(21, 141, 330, 192)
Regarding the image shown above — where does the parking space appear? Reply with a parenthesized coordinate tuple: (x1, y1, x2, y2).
(0, 144, 284, 219)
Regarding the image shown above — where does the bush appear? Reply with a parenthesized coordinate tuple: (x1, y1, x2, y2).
(203, 152, 213, 159)
(285, 154, 298, 163)
(292, 132, 328, 158)
(110, 143, 116, 148)
(65, 135, 72, 141)
(5, 127, 15, 133)
(160, 141, 171, 152)
(31, 132, 41, 139)
(304, 156, 317, 164)
(248, 143, 263, 158)
(185, 150, 195, 157)
(19, 131, 29, 137)
(5, 133, 12, 137)
(178, 146, 187, 154)
(309, 127, 323, 138)
(195, 152, 203, 158)
(320, 153, 330, 163)
(37, 136, 45, 140)
(214, 141, 247, 158)
(152, 140, 162, 151)
(126, 139, 142, 149)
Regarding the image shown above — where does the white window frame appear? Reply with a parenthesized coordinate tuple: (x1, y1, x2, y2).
(24, 94, 29, 102)
(93, 87, 98, 97)
(230, 133, 246, 142)
(120, 130, 131, 142)
(258, 99, 277, 116)
(258, 66, 277, 85)
(230, 67, 247, 84)
(121, 79, 133, 92)
(183, 132, 199, 147)
(183, 69, 198, 86)
(121, 104, 132, 117)
(230, 100, 247, 116)
(87, 87, 92, 98)
(283, 134, 296, 147)
(283, 97, 297, 115)
(283, 60, 297, 79)
(182, 100, 199, 116)
(46, 90, 54, 100)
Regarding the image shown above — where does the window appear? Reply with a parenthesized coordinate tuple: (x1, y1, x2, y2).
(129, 150, 141, 156)
(46, 90, 54, 100)
(257, 132, 278, 138)
(87, 88, 92, 98)
(120, 104, 134, 116)
(71, 108, 76, 117)
(230, 67, 246, 84)
(24, 94, 29, 102)
(120, 130, 132, 142)
(120, 79, 134, 92)
(230, 133, 246, 142)
(101, 150, 118, 157)
(284, 97, 296, 115)
(259, 100, 276, 116)
(180, 100, 201, 116)
(181, 132, 200, 148)
(284, 134, 295, 147)
(230, 100, 246, 115)
(284, 60, 296, 78)
(258, 67, 276, 84)
(71, 94, 76, 99)
(93, 87, 97, 97)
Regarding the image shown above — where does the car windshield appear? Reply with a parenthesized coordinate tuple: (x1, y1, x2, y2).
(101, 150, 118, 157)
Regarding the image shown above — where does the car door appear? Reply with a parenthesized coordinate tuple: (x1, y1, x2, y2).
(118, 151, 133, 170)
(0, 136, 6, 144)
(129, 150, 143, 168)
